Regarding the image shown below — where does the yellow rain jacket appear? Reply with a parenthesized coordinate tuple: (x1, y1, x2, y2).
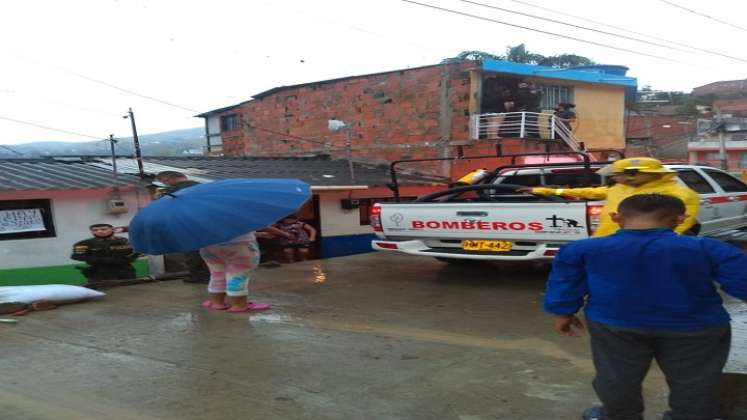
(531, 173, 700, 237)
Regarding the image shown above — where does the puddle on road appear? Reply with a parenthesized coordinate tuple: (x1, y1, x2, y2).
(312, 264, 327, 284)
(157, 312, 197, 332)
(248, 312, 293, 324)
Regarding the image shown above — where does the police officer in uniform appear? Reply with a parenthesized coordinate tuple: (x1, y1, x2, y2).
(71, 223, 138, 282)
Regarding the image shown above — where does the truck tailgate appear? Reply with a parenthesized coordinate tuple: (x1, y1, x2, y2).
(379, 202, 590, 241)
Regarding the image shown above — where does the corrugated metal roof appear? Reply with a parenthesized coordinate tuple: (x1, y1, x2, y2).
(85, 156, 446, 187)
(84, 159, 215, 183)
(0, 159, 142, 191)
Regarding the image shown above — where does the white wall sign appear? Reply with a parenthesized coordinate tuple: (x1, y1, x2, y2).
(0, 208, 46, 234)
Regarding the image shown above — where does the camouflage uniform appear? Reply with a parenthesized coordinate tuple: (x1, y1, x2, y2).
(71, 236, 138, 282)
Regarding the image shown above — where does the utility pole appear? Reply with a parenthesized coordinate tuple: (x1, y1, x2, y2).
(328, 119, 355, 183)
(108, 134, 121, 197)
(716, 110, 728, 170)
(345, 128, 355, 183)
(124, 107, 145, 178)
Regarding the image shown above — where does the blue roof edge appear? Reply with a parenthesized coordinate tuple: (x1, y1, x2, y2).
(481, 59, 637, 88)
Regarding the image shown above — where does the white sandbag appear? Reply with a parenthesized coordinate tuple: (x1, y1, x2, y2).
(0, 284, 105, 304)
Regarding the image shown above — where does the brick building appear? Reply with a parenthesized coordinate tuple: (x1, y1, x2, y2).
(692, 79, 747, 97)
(686, 99, 747, 175)
(712, 98, 747, 115)
(197, 59, 636, 179)
(625, 113, 697, 159)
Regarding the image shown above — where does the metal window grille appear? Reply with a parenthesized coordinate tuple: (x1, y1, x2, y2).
(538, 85, 574, 110)
(220, 114, 240, 131)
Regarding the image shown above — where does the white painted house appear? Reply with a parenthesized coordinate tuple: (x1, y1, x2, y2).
(0, 159, 153, 286)
(1, 155, 444, 286)
(89, 155, 445, 259)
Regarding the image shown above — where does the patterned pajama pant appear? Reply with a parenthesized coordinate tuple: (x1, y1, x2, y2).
(199, 241, 260, 297)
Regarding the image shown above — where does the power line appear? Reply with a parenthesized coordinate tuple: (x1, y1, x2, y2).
(0, 144, 24, 156)
(458, 0, 698, 56)
(401, 0, 684, 63)
(243, 122, 350, 151)
(656, 0, 747, 33)
(60, 68, 200, 113)
(10, 52, 200, 113)
(501, 0, 747, 63)
(0, 115, 104, 140)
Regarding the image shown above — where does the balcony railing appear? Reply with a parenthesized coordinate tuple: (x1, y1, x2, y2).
(469, 112, 584, 153)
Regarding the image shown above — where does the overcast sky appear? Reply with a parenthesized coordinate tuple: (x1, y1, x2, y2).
(1, 0, 746, 145)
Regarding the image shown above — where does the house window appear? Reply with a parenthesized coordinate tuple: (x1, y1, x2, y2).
(358, 197, 416, 225)
(0, 199, 56, 240)
(538, 85, 574, 110)
(220, 114, 240, 131)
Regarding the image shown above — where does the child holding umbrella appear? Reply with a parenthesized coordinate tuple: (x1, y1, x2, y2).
(128, 178, 312, 313)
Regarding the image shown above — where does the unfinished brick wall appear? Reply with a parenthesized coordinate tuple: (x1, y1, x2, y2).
(219, 61, 476, 175)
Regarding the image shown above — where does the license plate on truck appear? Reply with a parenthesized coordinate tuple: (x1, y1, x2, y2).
(462, 240, 513, 252)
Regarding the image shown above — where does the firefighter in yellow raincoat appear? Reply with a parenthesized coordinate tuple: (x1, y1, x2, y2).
(528, 157, 700, 237)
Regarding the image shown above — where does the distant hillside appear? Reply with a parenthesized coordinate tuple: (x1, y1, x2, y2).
(0, 127, 206, 158)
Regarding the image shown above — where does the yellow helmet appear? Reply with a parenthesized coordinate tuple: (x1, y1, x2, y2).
(598, 157, 674, 175)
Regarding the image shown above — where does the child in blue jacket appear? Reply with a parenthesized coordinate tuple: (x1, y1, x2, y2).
(545, 194, 747, 420)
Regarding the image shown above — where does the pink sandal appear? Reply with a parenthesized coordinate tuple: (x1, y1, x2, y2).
(201, 300, 229, 310)
(225, 303, 271, 313)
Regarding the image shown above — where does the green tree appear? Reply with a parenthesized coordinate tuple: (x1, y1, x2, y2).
(442, 44, 595, 68)
(503, 44, 545, 64)
(449, 50, 503, 61)
(538, 54, 594, 68)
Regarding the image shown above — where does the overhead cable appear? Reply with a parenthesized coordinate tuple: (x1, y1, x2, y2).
(656, 0, 747, 33)
(0, 144, 25, 156)
(0, 115, 104, 140)
(475, 0, 747, 63)
(505, 0, 731, 56)
(10, 52, 200, 113)
(401, 0, 684, 64)
(458, 0, 697, 56)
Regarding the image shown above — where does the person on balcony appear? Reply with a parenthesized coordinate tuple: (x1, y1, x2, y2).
(516, 82, 543, 138)
(482, 84, 515, 139)
(554, 102, 577, 133)
(497, 88, 519, 138)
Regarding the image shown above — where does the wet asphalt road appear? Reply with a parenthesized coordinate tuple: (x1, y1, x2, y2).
(1, 252, 745, 420)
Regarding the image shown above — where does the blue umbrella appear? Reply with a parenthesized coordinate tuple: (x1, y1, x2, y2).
(129, 178, 311, 254)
